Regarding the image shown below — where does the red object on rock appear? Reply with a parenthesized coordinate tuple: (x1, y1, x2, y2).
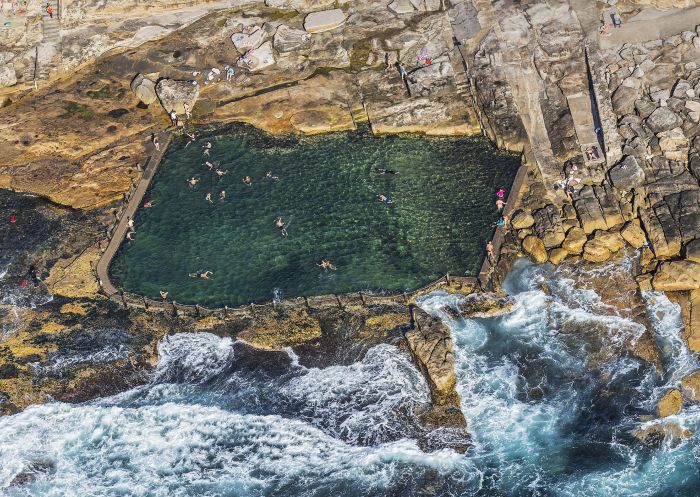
(10, 214, 16, 223)
(425, 58, 432, 65)
(21, 280, 27, 288)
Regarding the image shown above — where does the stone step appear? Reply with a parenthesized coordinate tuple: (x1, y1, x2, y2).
(350, 105, 369, 125)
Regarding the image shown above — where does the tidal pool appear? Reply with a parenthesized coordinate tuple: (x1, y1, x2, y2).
(110, 125, 519, 307)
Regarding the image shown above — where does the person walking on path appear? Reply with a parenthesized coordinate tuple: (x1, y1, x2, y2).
(46, 3, 52, 18)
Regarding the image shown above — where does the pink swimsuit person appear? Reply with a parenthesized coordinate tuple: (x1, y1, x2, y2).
(496, 188, 506, 199)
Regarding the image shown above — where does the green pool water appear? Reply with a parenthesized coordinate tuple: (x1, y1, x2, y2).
(109, 125, 519, 307)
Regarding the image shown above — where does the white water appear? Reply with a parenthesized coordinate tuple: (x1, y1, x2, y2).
(1, 258, 699, 496)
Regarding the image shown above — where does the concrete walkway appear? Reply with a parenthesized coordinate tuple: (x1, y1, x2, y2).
(599, 5, 700, 49)
(95, 133, 171, 295)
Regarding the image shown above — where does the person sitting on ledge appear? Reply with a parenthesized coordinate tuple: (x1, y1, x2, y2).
(189, 271, 213, 279)
(317, 259, 336, 271)
(243, 175, 253, 186)
(160, 290, 168, 300)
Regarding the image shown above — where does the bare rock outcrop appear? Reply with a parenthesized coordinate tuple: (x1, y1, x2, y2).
(656, 388, 683, 417)
(155, 79, 199, 115)
(681, 369, 700, 402)
(652, 261, 700, 291)
(442, 293, 517, 319)
(130, 74, 157, 106)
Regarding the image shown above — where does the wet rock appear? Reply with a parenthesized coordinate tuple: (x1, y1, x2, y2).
(533, 204, 565, 249)
(574, 187, 608, 234)
(273, 25, 312, 53)
(562, 226, 587, 254)
(522, 235, 548, 264)
(510, 209, 535, 229)
(620, 221, 647, 248)
(633, 422, 693, 447)
(0, 63, 17, 87)
(548, 248, 568, 265)
(453, 293, 516, 318)
(130, 74, 157, 105)
(608, 156, 646, 191)
(304, 9, 346, 33)
(646, 107, 683, 133)
(583, 238, 611, 263)
(639, 203, 682, 260)
(155, 78, 199, 115)
(657, 388, 683, 417)
(405, 308, 464, 424)
(652, 261, 700, 291)
(681, 369, 700, 402)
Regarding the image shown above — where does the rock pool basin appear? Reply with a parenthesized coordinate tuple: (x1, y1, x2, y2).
(109, 126, 519, 307)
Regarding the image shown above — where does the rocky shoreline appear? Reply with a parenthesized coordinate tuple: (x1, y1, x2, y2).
(1, 0, 700, 450)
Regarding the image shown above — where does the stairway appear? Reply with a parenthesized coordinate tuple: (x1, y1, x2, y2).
(37, 0, 61, 81)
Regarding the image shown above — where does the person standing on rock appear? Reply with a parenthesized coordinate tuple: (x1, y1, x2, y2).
(169, 110, 178, 127)
(160, 290, 168, 300)
(152, 133, 160, 151)
(183, 103, 192, 120)
(486, 241, 495, 264)
(46, 3, 52, 18)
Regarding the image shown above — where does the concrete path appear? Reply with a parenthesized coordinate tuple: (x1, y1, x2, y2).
(599, 5, 700, 49)
(95, 133, 171, 295)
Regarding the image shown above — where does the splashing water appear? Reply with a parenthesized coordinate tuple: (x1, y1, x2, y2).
(1, 258, 700, 496)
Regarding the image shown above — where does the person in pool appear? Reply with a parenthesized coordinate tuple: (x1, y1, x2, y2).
(189, 271, 213, 279)
(496, 188, 506, 198)
(243, 175, 253, 186)
(378, 167, 397, 175)
(266, 171, 279, 180)
(317, 259, 336, 271)
(377, 194, 394, 204)
(275, 216, 288, 236)
(188, 177, 199, 188)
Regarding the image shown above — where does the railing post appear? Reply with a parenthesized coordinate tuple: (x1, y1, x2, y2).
(250, 304, 255, 317)
(359, 292, 366, 306)
(195, 304, 200, 317)
(445, 273, 450, 285)
(402, 293, 408, 303)
(143, 296, 148, 309)
(121, 291, 127, 308)
(335, 294, 343, 309)
(224, 305, 229, 318)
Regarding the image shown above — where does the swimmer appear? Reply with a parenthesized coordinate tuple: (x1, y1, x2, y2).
(143, 201, 154, 208)
(376, 194, 394, 204)
(496, 199, 505, 211)
(203, 142, 212, 156)
(160, 290, 168, 300)
(317, 258, 337, 271)
(185, 131, 196, 148)
(243, 175, 253, 186)
(219, 190, 226, 200)
(205, 161, 214, 170)
(187, 177, 199, 187)
(379, 167, 397, 175)
(189, 270, 213, 279)
(275, 216, 288, 236)
(266, 171, 279, 180)
(205, 192, 213, 203)
(496, 188, 506, 198)
(215, 167, 228, 179)
(126, 230, 135, 241)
